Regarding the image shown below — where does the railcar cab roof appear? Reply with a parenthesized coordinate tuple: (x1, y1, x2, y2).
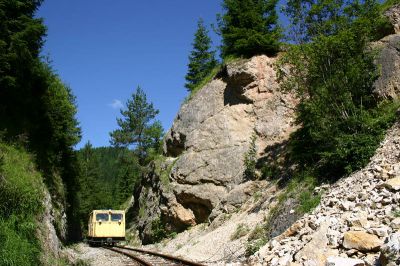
(90, 209, 125, 213)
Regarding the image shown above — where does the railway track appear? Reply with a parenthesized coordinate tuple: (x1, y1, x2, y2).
(104, 245, 206, 266)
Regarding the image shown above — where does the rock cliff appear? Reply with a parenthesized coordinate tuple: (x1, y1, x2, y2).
(131, 55, 298, 243)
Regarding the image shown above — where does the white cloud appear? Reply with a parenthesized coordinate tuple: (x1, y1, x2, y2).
(109, 99, 124, 109)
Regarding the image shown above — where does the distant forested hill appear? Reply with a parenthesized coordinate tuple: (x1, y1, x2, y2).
(76, 143, 141, 231)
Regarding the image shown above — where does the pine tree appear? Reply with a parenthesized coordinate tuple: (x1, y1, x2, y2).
(218, 0, 281, 58)
(110, 86, 163, 164)
(185, 18, 217, 92)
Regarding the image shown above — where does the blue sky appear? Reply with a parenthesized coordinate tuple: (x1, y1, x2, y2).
(37, 1, 223, 149)
(37, 1, 288, 149)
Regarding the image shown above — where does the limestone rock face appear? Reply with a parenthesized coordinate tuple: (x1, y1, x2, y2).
(372, 6, 400, 99)
(162, 55, 298, 223)
(385, 5, 400, 34)
(131, 55, 298, 243)
(373, 34, 400, 99)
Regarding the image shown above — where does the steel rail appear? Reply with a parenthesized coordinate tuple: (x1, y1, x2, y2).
(116, 245, 206, 266)
(103, 246, 152, 266)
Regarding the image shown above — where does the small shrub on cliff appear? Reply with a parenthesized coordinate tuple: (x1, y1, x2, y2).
(246, 238, 268, 257)
(244, 134, 258, 180)
(149, 217, 176, 243)
(230, 223, 250, 240)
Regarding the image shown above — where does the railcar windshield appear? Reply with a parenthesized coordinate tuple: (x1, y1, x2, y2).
(111, 213, 123, 221)
(96, 213, 109, 221)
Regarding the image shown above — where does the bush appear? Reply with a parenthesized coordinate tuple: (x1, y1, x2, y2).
(230, 223, 250, 240)
(246, 238, 268, 257)
(150, 218, 167, 242)
(244, 134, 257, 180)
(298, 191, 321, 213)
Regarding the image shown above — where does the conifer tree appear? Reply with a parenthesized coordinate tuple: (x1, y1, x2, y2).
(185, 18, 217, 92)
(110, 86, 163, 164)
(218, 0, 281, 58)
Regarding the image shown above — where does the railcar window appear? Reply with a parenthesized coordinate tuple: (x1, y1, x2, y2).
(111, 214, 123, 221)
(96, 213, 109, 221)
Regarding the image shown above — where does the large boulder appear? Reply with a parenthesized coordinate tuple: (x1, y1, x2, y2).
(343, 231, 383, 252)
(294, 222, 339, 265)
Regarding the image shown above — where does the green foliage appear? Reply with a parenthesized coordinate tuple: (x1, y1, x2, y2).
(110, 86, 163, 165)
(218, 0, 281, 58)
(298, 191, 321, 213)
(149, 218, 169, 243)
(278, 172, 321, 214)
(244, 134, 258, 180)
(248, 224, 266, 241)
(283, 0, 392, 43)
(380, 0, 400, 11)
(279, 0, 399, 180)
(0, 0, 82, 241)
(185, 18, 218, 92)
(186, 64, 222, 100)
(230, 223, 250, 240)
(260, 173, 320, 240)
(246, 238, 268, 257)
(0, 143, 44, 266)
(185, 55, 244, 101)
(261, 164, 279, 179)
(253, 191, 263, 201)
(153, 156, 177, 191)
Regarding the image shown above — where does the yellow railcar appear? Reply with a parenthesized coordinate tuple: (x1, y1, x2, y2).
(87, 210, 125, 245)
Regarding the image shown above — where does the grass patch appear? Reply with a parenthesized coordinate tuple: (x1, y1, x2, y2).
(248, 224, 266, 241)
(185, 55, 243, 102)
(230, 223, 250, 240)
(280, 172, 321, 214)
(187, 65, 222, 99)
(393, 209, 400, 217)
(246, 238, 268, 257)
(245, 224, 269, 256)
(0, 143, 45, 265)
(253, 191, 262, 201)
(298, 191, 321, 213)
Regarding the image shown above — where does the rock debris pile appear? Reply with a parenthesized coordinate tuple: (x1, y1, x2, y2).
(250, 122, 400, 266)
